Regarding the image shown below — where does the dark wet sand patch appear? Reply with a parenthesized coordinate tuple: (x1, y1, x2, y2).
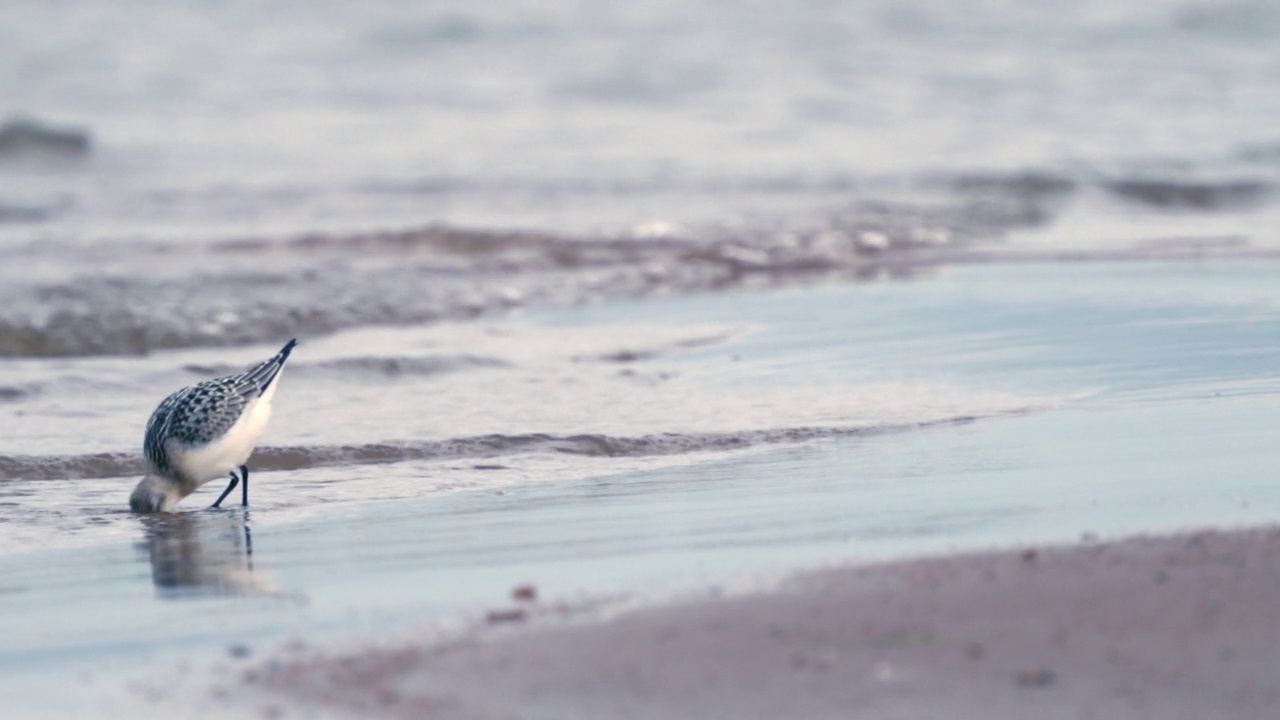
(228, 524, 1280, 719)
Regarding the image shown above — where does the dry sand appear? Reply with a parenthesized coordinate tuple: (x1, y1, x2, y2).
(233, 526, 1280, 719)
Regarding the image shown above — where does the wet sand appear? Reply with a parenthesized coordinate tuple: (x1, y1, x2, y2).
(223, 524, 1280, 719)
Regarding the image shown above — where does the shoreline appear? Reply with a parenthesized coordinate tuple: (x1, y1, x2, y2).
(216, 523, 1280, 719)
(6, 260, 1280, 718)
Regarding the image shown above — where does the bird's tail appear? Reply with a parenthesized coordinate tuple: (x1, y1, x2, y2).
(242, 338, 298, 396)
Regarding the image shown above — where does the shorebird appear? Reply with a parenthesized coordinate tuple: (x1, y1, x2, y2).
(129, 339, 297, 513)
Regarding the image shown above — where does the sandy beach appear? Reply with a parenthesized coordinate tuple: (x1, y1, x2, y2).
(208, 524, 1280, 719)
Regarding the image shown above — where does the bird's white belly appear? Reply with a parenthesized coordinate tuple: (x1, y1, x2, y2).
(174, 393, 274, 487)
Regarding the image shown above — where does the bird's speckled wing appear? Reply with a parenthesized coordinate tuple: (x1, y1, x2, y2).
(143, 339, 297, 474)
(143, 377, 255, 474)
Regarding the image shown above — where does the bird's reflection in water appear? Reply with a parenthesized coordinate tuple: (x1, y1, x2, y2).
(138, 510, 277, 597)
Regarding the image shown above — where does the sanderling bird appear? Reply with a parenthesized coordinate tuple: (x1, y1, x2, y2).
(129, 339, 297, 513)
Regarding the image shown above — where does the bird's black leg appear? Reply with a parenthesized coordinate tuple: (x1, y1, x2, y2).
(244, 522, 254, 571)
(240, 464, 250, 507)
(212, 470, 240, 508)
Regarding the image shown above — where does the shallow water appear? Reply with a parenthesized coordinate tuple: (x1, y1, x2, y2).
(4, 260, 1280, 714)
(0, 294, 1044, 550)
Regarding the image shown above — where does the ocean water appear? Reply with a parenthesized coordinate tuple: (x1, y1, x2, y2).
(1, 0, 1279, 356)
(3, 0, 1280, 242)
(3, 0, 1280, 714)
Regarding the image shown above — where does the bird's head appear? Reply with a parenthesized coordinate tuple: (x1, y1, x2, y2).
(130, 475, 180, 513)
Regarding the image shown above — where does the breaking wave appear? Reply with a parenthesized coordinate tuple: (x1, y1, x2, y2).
(0, 414, 990, 481)
(1, 166, 1277, 359)
(0, 174, 1064, 358)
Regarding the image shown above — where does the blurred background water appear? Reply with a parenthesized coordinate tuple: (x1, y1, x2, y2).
(2, 0, 1279, 242)
(2, 0, 1279, 358)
